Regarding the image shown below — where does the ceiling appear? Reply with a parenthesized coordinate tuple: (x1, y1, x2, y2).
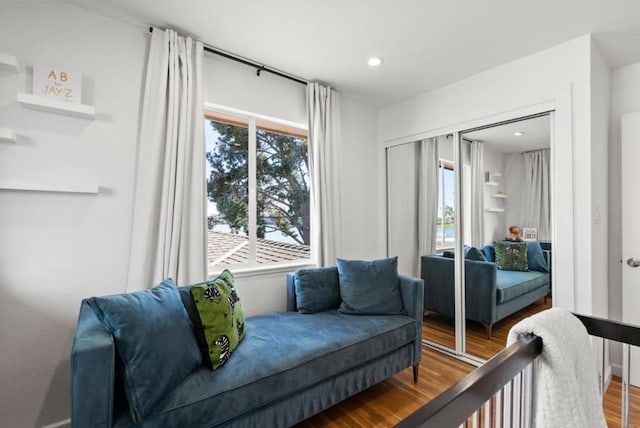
(67, 0, 640, 108)
(464, 115, 550, 154)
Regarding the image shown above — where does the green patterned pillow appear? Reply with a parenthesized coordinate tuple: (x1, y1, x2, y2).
(494, 241, 529, 271)
(190, 270, 246, 370)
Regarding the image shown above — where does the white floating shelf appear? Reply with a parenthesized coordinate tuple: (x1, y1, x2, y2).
(0, 178, 98, 194)
(17, 93, 95, 119)
(491, 194, 508, 199)
(484, 181, 499, 186)
(485, 208, 505, 213)
(0, 53, 19, 72)
(0, 128, 17, 143)
(490, 172, 502, 178)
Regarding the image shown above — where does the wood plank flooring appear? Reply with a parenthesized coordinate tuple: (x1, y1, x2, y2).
(296, 299, 640, 427)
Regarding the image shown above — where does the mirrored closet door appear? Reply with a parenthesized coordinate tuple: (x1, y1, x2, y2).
(386, 112, 554, 363)
(460, 114, 553, 361)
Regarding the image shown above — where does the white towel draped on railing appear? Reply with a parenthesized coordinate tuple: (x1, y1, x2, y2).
(507, 308, 607, 428)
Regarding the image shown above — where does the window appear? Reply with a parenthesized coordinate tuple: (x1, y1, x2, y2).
(436, 160, 455, 250)
(205, 109, 310, 269)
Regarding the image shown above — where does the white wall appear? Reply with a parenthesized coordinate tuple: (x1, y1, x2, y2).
(0, 3, 146, 427)
(379, 35, 595, 312)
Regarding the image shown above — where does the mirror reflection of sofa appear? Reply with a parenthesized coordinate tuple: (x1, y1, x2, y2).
(420, 241, 550, 339)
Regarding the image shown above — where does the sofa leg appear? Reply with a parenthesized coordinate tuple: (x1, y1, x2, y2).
(483, 323, 492, 340)
(412, 363, 420, 383)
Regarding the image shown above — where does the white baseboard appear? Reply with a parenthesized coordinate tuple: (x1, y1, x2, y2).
(605, 364, 613, 391)
(40, 418, 70, 428)
(612, 363, 622, 378)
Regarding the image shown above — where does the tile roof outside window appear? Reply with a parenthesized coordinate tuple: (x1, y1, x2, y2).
(208, 231, 310, 266)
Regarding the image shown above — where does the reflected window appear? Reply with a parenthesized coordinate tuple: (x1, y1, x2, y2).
(436, 160, 455, 250)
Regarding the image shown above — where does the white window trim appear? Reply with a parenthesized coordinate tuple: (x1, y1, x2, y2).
(204, 103, 310, 276)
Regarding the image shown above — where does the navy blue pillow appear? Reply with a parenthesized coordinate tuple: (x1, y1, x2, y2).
(337, 257, 405, 315)
(464, 246, 486, 261)
(442, 250, 455, 258)
(483, 245, 496, 263)
(294, 267, 341, 313)
(87, 279, 201, 422)
(526, 240, 549, 272)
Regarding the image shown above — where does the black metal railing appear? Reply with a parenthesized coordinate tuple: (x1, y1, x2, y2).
(398, 313, 640, 428)
(397, 334, 542, 428)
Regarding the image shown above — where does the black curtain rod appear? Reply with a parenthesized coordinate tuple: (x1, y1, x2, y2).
(149, 27, 308, 86)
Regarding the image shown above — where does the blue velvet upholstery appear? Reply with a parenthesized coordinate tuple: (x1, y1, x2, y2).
(464, 246, 486, 261)
(293, 267, 341, 313)
(86, 279, 201, 422)
(72, 268, 424, 428)
(337, 257, 405, 315)
(421, 255, 548, 331)
(526, 240, 549, 272)
(483, 245, 496, 263)
(113, 311, 415, 426)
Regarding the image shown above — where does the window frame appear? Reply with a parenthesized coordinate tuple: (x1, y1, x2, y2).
(204, 103, 312, 277)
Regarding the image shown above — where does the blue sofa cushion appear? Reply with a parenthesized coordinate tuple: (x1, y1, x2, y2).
(495, 241, 528, 271)
(442, 250, 455, 258)
(464, 246, 486, 261)
(113, 311, 416, 427)
(483, 245, 496, 263)
(496, 271, 549, 303)
(294, 267, 340, 313)
(87, 279, 201, 422)
(190, 270, 246, 370)
(526, 240, 549, 272)
(337, 257, 405, 315)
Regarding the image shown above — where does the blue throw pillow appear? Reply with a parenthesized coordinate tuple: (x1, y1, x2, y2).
(442, 250, 455, 258)
(464, 246, 486, 261)
(294, 267, 341, 313)
(337, 257, 405, 315)
(483, 245, 496, 263)
(526, 240, 549, 272)
(87, 279, 201, 422)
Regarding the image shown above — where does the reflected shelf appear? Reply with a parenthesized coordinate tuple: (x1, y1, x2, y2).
(485, 208, 505, 213)
(491, 194, 508, 199)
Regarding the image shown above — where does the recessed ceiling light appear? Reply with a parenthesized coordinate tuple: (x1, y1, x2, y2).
(368, 57, 383, 67)
(514, 131, 525, 136)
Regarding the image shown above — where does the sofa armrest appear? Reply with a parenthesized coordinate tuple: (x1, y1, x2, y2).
(464, 259, 498, 325)
(399, 275, 424, 365)
(421, 255, 497, 325)
(71, 301, 116, 428)
(286, 273, 297, 312)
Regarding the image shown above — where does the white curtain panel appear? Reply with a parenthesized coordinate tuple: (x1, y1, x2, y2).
(127, 28, 207, 290)
(470, 141, 485, 247)
(307, 82, 343, 266)
(524, 149, 551, 241)
(418, 138, 439, 258)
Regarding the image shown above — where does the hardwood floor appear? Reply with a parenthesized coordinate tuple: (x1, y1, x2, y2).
(295, 346, 475, 428)
(423, 297, 552, 361)
(296, 300, 639, 427)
